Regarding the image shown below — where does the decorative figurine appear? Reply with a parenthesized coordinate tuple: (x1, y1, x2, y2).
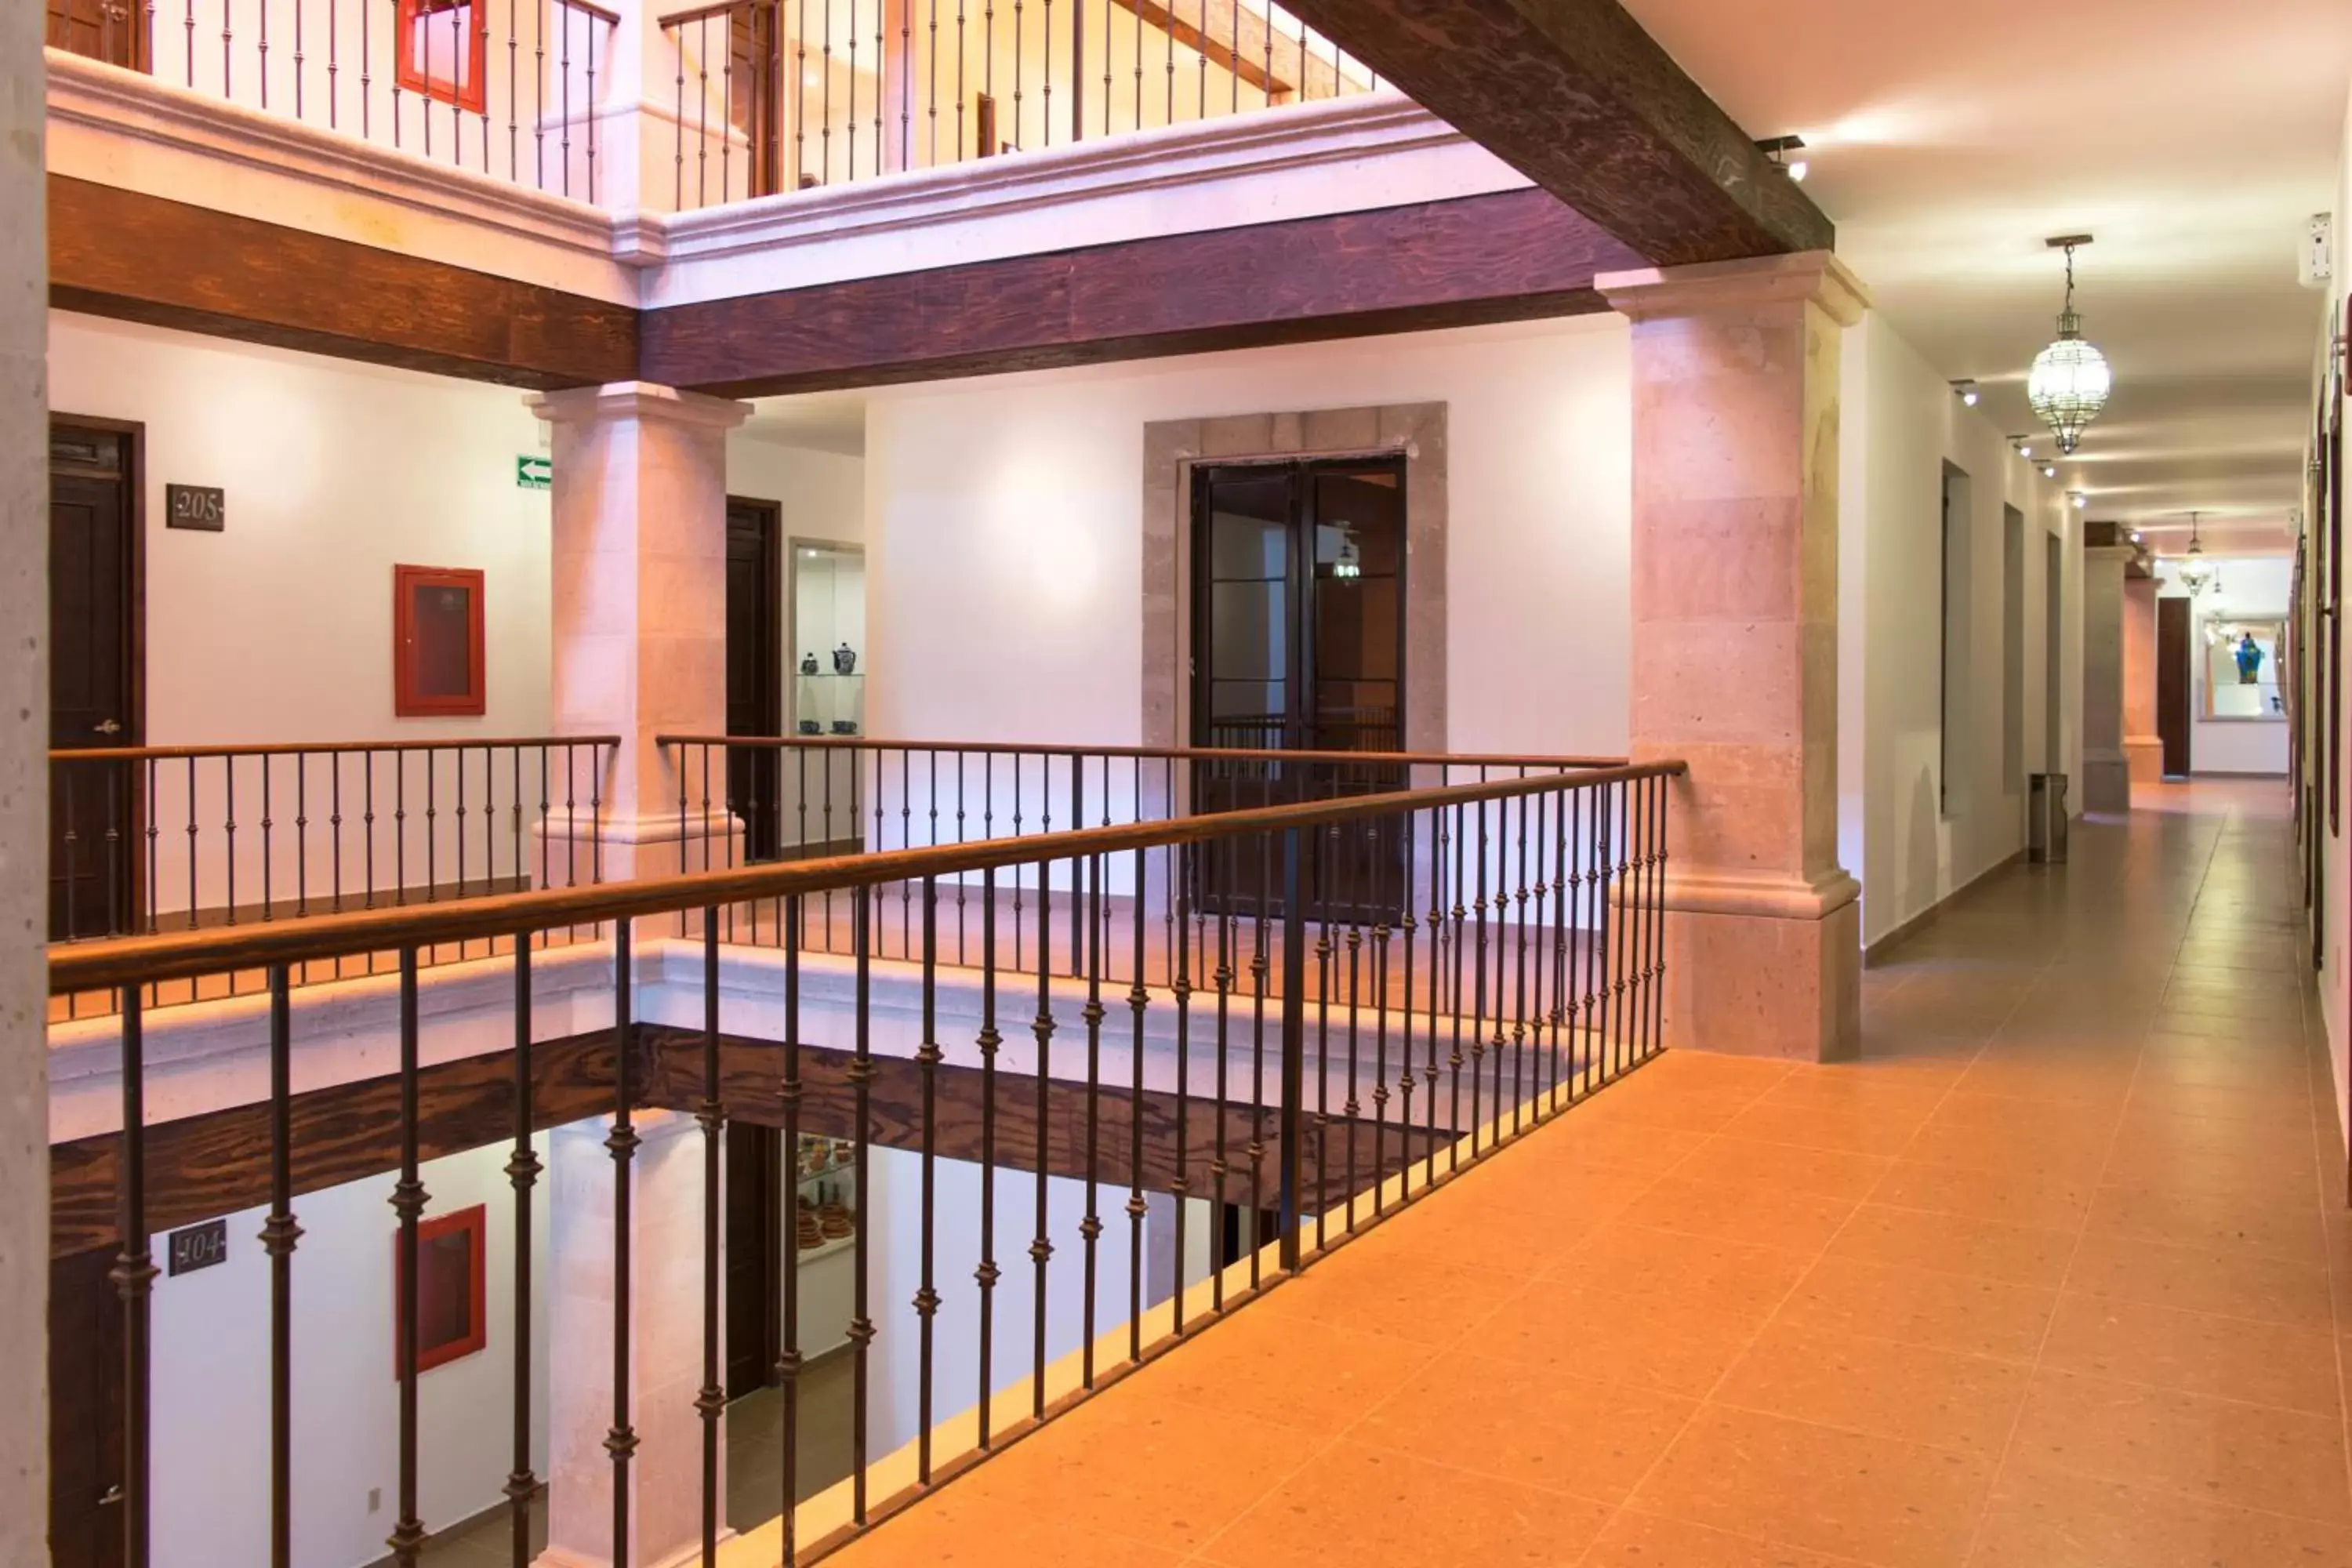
(2236, 631, 2265, 685)
(833, 643, 858, 676)
(800, 652, 819, 676)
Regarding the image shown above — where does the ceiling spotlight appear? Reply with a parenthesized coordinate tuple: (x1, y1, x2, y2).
(1951, 379, 1980, 407)
(2042, 463, 2058, 479)
(2129, 529, 2144, 543)
(2070, 491, 2089, 510)
(2028, 235, 2112, 455)
(2010, 437, 2034, 459)
(1756, 135, 1807, 182)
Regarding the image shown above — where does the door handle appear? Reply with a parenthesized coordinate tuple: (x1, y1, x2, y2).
(93, 720, 122, 736)
(98, 1484, 124, 1507)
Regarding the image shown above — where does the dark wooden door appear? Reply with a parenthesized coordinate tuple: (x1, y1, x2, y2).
(50, 420, 140, 940)
(2158, 593, 2191, 779)
(727, 2, 782, 198)
(1190, 457, 1407, 919)
(46, 0, 146, 67)
(725, 1124, 783, 1398)
(726, 498, 783, 861)
(49, 1247, 125, 1568)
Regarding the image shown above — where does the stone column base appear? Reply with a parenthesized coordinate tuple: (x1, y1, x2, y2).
(533, 811, 746, 888)
(1658, 872, 1862, 1062)
(2123, 736, 2163, 785)
(2081, 757, 2132, 814)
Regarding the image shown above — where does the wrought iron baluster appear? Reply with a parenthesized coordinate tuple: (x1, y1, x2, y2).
(389, 949, 427, 1566)
(264, 964, 301, 1568)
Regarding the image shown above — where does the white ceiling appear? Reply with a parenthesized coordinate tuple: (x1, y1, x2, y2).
(1623, 0, 2352, 553)
(742, 390, 869, 456)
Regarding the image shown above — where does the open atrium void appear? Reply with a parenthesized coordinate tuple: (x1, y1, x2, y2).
(6, 2, 2352, 1566)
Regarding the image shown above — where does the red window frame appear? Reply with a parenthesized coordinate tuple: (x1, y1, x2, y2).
(393, 564, 488, 718)
(395, 1203, 488, 1375)
(395, 0, 488, 114)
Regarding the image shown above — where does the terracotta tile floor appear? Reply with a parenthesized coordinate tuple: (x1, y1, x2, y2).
(821, 779, 2352, 1568)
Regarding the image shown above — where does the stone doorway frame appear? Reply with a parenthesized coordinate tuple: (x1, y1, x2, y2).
(1140, 403, 1449, 760)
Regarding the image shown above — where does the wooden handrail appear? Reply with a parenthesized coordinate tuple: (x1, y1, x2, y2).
(655, 0, 750, 29)
(47, 760, 1686, 994)
(561, 0, 626, 26)
(657, 734, 1628, 771)
(49, 735, 622, 764)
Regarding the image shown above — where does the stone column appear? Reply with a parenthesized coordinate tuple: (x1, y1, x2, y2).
(528, 382, 750, 887)
(2080, 543, 2135, 811)
(541, 1112, 724, 1568)
(1596, 252, 1870, 1062)
(2122, 570, 2161, 784)
(0, 0, 45, 1555)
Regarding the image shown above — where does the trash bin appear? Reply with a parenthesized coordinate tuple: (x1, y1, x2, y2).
(2028, 772, 2069, 865)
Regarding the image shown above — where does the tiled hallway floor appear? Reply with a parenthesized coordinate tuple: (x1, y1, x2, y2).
(822, 780, 2352, 1568)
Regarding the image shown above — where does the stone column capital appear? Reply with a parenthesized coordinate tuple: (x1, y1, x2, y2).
(2084, 543, 2140, 564)
(1595, 249, 1872, 328)
(528, 380, 752, 432)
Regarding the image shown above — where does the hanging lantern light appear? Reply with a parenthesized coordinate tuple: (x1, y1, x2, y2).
(2027, 235, 2112, 455)
(2176, 512, 2217, 596)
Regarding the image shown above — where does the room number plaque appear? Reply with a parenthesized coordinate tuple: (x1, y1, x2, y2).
(165, 484, 226, 532)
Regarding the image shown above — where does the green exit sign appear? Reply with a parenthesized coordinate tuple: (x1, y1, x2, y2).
(516, 455, 552, 491)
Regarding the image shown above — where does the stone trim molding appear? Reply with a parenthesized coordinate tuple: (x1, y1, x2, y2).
(528, 380, 751, 430)
(1596, 249, 1872, 327)
(1140, 403, 1447, 756)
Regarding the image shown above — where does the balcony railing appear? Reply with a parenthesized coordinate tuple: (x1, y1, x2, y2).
(660, 732, 1628, 991)
(49, 757, 1679, 1568)
(47, 735, 616, 1017)
(655, 0, 1381, 210)
(48, 0, 624, 202)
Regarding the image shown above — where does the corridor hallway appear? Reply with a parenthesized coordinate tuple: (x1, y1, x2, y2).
(818, 779, 2351, 1568)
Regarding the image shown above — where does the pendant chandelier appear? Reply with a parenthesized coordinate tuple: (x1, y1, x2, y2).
(2027, 235, 2112, 455)
(2176, 512, 2217, 596)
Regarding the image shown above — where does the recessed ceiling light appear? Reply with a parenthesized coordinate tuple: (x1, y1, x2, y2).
(1755, 135, 1807, 182)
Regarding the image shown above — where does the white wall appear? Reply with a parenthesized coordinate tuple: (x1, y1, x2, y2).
(1837, 310, 2071, 948)
(2309, 73, 2352, 1149)
(862, 317, 1632, 757)
(149, 1136, 553, 1568)
(2154, 555, 2292, 775)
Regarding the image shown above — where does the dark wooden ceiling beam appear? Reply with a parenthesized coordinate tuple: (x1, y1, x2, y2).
(49, 175, 638, 390)
(641, 187, 1646, 398)
(1271, 0, 1832, 265)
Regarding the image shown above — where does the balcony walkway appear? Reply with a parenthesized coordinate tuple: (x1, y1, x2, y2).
(815, 778, 2351, 1568)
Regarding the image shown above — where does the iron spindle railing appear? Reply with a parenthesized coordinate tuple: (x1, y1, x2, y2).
(49, 0, 620, 203)
(654, 0, 1382, 211)
(49, 760, 1678, 1568)
(45, 735, 617, 1017)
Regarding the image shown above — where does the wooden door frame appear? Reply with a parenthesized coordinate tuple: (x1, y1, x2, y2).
(50, 412, 147, 747)
(2156, 593, 2192, 779)
(50, 413, 148, 939)
(728, 497, 786, 735)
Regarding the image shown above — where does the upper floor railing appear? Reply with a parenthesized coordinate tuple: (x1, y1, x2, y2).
(49, 757, 1680, 1568)
(654, 0, 1381, 211)
(46, 0, 1380, 215)
(46, 734, 615, 1018)
(49, 0, 626, 202)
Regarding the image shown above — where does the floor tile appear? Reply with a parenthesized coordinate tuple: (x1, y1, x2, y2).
(1579, 1511, 1864, 1568)
(1713, 1320, 2032, 1457)
(1667, 1135, 1895, 1203)
(1354, 1349, 1696, 1504)
(1556, 1222, 1821, 1316)
(2063, 1230, 2335, 1329)
(1134, 1306, 1439, 1435)
(1477, 1279, 1776, 1397)
(1616, 1174, 1859, 1255)
(1200, 1439, 1610, 1568)
(1779, 1254, 2058, 1363)
(2007, 1367, 2352, 1523)
(1826, 1206, 2081, 1290)
(1632, 1405, 1994, 1568)
(2038, 1290, 2339, 1416)
(1970, 1460, 2352, 1567)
